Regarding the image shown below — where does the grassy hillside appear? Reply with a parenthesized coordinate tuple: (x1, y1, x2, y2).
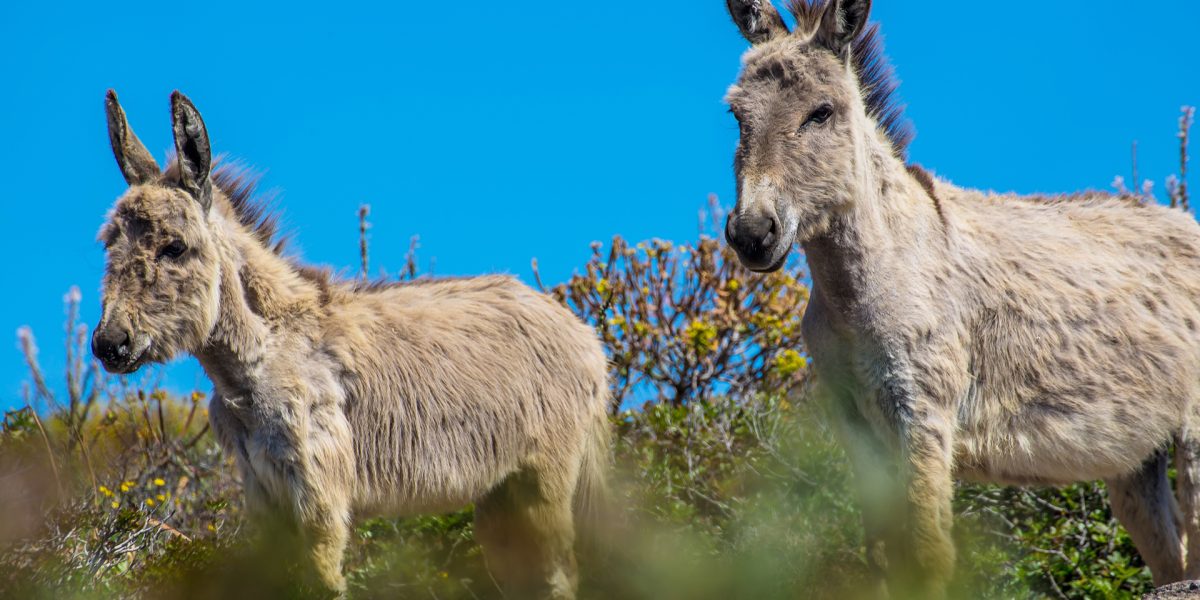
(0, 109, 1193, 599)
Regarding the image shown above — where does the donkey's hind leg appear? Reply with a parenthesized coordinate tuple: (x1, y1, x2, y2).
(1176, 419, 1200, 578)
(1106, 449, 1185, 585)
(475, 466, 579, 600)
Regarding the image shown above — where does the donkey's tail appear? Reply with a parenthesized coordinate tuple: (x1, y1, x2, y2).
(573, 388, 613, 554)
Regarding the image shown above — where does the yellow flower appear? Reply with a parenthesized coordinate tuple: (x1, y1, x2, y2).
(110, 501, 120, 509)
(773, 349, 808, 379)
(120, 481, 133, 493)
(98, 485, 113, 497)
(684, 320, 719, 356)
(594, 279, 610, 295)
(153, 478, 166, 487)
(207, 524, 216, 532)
(726, 279, 741, 292)
(156, 494, 167, 502)
(145, 498, 156, 507)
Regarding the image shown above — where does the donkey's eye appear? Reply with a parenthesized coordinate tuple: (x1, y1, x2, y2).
(158, 240, 187, 260)
(801, 104, 834, 129)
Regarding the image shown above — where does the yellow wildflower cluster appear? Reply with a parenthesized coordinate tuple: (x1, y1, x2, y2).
(99, 478, 174, 510)
(99, 480, 136, 509)
(684, 320, 719, 355)
(773, 349, 808, 379)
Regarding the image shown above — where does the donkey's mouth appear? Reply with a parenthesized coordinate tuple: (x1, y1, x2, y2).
(747, 250, 789, 273)
(103, 336, 152, 375)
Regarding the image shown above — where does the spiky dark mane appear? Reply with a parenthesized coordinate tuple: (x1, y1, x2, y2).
(162, 157, 287, 254)
(209, 160, 288, 254)
(786, 0, 914, 159)
(164, 158, 452, 300)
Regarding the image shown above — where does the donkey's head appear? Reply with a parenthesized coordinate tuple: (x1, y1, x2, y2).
(723, 0, 908, 271)
(93, 91, 221, 374)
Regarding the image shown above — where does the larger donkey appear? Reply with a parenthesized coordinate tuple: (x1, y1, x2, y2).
(93, 90, 610, 599)
(723, 0, 1200, 595)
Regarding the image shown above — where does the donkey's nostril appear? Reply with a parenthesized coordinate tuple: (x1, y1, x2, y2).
(726, 212, 784, 271)
(763, 218, 778, 247)
(92, 326, 132, 363)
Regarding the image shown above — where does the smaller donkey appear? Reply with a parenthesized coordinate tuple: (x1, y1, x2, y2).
(92, 90, 610, 599)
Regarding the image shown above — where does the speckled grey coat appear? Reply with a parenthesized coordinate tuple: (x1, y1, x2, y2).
(724, 0, 1200, 595)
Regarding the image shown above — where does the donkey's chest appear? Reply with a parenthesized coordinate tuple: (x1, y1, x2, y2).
(803, 296, 909, 437)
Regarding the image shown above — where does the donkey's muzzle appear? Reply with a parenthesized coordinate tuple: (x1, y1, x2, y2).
(92, 321, 136, 373)
(726, 213, 783, 272)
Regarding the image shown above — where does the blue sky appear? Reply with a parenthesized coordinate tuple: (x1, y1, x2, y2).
(1, 1, 1197, 411)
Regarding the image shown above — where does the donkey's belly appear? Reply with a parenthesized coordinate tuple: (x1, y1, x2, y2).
(352, 486, 489, 519)
(953, 393, 1180, 486)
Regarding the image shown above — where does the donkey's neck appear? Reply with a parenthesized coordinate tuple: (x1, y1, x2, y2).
(801, 131, 945, 324)
(194, 213, 323, 397)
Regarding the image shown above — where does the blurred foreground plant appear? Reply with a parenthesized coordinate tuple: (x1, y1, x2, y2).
(2, 290, 237, 597)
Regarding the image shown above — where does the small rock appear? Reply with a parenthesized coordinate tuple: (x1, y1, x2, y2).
(1145, 581, 1200, 599)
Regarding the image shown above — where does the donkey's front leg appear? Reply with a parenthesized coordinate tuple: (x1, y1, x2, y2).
(896, 406, 957, 597)
(256, 399, 355, 597)
(301, 490, 352, 597)
(294, 404, 355, 597)
(833, 406, 902, 598)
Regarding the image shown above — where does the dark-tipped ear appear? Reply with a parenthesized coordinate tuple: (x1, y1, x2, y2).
(105, 90, 160, 185)
(170, 91, 212, 212)
(726, 0, 790, 45)
(818, 0, 872, 56)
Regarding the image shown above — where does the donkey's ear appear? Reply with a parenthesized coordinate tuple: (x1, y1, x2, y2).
(105, 90, 160, 186)
(818, 0, 871, 56)
(726, 0, 789, 45)
(170, 91, 212, 212)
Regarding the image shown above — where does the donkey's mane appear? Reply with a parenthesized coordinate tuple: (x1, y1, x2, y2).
(786, 0, 914, 159)
(163, 159, 463, 298)
(162, 157, 287, 254)
(211, 162, 288, 255)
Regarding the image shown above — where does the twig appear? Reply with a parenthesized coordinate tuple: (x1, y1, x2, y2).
(28, 407, 64, 498)
(358, 204, 371, 283)
(1131, 140, 1139, 196)
(1180, 106, 1194, 212)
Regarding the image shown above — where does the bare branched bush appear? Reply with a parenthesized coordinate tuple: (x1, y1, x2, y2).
(539, 196, 811, 412)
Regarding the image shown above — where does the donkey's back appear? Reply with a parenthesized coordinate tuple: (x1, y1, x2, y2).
(322, 274, 610, 516)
